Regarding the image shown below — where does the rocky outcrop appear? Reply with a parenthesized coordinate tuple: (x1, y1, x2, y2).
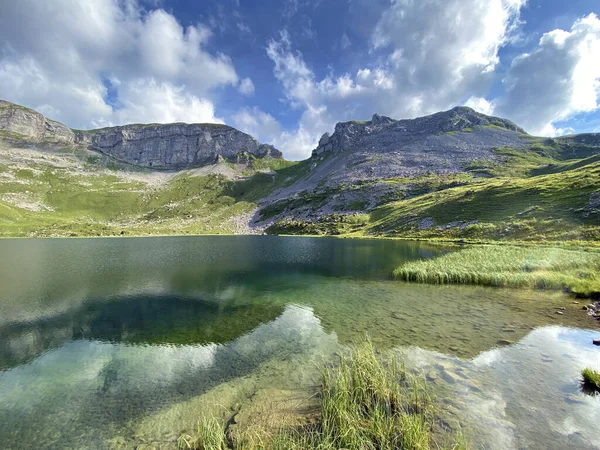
(312, 106, 526, 157)
(0, 100, 282, 169)
(0, 100, 75, 145)
(75, 123, 282, 169)
(263, 106, 530, 203)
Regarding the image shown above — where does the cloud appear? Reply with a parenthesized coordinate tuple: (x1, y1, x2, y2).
(495, 13, 600, 136)
(238, 77, 255, 96)
(340, 33, 351, 50)
(232, 107, 281, 141)
(464, 96, 496, 115)
(108, 79, 224, 126)
(0, 0, 238, 128)
(262, 0, 526, 159)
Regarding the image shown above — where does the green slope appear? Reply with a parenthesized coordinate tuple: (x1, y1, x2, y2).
(0, 132, 599, 242)
(368, 159, 599, 242)
(0, 144, 306, 237)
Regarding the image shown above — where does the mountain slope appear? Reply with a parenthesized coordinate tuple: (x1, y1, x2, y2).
(0, 100, 598, 242)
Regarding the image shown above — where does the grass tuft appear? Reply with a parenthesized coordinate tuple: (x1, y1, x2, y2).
(581, 368, 600, 395)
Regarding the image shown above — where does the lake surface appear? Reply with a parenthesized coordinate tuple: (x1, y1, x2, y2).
(0, 236, 598, 449)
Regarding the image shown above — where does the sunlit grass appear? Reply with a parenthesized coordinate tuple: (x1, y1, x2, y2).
(393, 245, 600, 297)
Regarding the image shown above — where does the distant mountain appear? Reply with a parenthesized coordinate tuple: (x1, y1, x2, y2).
(0, 99, 598, 241)
(0, 100, 282, 169)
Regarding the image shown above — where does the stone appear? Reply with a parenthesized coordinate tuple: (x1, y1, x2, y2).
(426, 370, 438, 381)
(418, 217, 434, 230)
(593, 340, 600, 346)
(136, 444, 157, 450)
(556, 311, 564, 315)
(440, 369, 462, 384)
(496, 339, 513, 346)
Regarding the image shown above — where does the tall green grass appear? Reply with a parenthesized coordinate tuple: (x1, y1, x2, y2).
(393, 245, 600, 297)
(180, 339, 466, 450)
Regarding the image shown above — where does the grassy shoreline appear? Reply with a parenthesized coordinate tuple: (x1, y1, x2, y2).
(180, 339, 467, 450)
(393, 245, 600, 298)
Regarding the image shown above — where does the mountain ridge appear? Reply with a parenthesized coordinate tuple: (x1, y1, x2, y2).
(0, 100, 282, 169)
(0, 99, 598, 242)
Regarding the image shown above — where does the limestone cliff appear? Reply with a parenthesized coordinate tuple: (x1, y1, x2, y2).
(0, 100, 282, 169)
(0, 100, 75, 145)
(75, 123, 281, 169)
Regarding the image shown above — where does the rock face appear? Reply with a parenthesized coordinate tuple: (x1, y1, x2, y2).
(75, 123, 281, 169)
(0, 100, 282, 169)
(0, 100, 75, 145)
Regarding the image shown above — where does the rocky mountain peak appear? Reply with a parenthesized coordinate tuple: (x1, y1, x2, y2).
(312, 107, 526, 158)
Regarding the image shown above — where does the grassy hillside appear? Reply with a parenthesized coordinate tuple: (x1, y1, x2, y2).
(368, 158, 599, 242)
(0, 143, 305, 237)
(0, 132, 598, 242)
(268, 137, 600, 244)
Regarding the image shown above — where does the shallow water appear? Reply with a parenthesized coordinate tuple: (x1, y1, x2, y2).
(0, 236, 598, 449)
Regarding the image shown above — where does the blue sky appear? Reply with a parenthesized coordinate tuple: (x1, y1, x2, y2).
(0, 0, 599, 159)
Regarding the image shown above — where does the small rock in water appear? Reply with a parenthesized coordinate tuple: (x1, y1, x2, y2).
(497, 339, 513, 346)
(467, 380, 483, 393)
(556, 311, 564, 315)
(593, 340, 600, 346)
(559, 307, 566, 310)
(426, 370, 438, 382)
(582, 306, 589, 311)
(573, 301, 580, 304)
(502, 328, 516, 333)
(449, 346, 459, 352)
(440, 369, 462, 384)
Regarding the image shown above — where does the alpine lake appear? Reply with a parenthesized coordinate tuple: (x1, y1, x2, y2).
(0, 236, 598, 449)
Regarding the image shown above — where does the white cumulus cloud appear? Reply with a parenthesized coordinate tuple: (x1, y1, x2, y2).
(260, 0, 526, 159)
(495, 13, 600, 136)
(0, 0, 238, 128)
(238, 78, 256, 96)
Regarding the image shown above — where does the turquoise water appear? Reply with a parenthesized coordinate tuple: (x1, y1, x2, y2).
(0, 236, 598, 449)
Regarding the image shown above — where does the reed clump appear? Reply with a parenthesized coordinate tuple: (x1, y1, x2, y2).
(393, 245, 600, 297)
(581, 368, 600, 395)
(180, 339, 466, 449)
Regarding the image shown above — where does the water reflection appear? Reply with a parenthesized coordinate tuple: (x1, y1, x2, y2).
(0, 294, 285, 370)
(397, 326, 600, 450)
(0, 237, 598, 449)
(0, 305, 337, 449)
